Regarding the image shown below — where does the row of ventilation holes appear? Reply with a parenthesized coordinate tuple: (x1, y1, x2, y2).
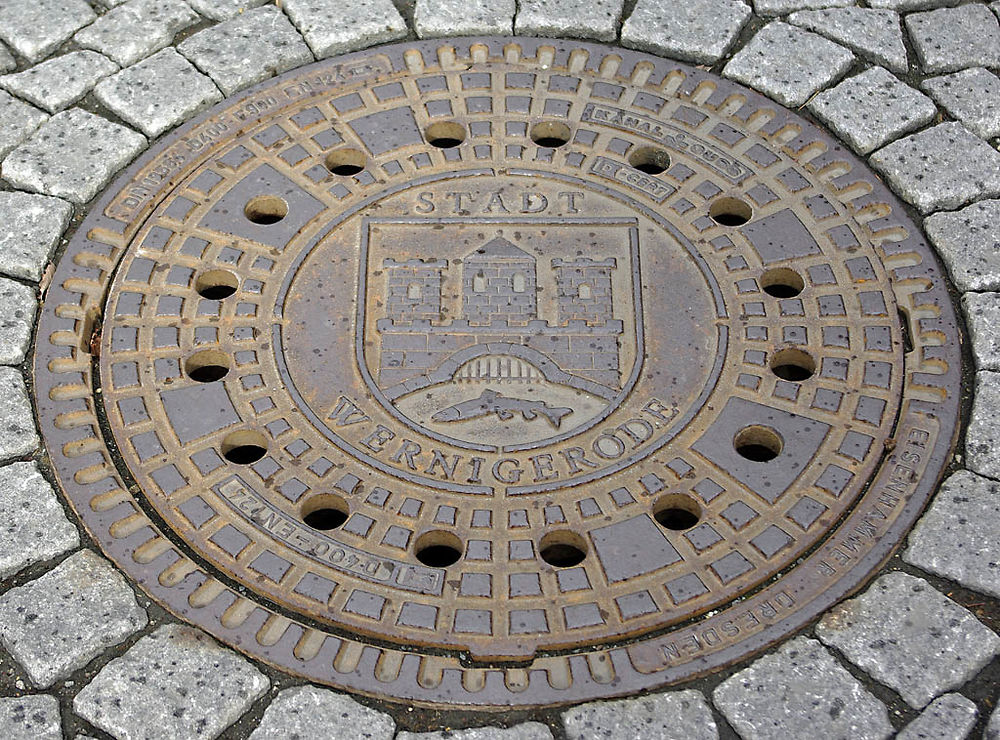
(189, 118, 819, 569)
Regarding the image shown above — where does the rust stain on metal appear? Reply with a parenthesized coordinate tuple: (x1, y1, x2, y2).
(34, 38, 963, 708)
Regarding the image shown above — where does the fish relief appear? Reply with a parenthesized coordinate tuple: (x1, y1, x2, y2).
(355, 215, 643, 449)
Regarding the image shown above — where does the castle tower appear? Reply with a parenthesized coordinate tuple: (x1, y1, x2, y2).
(462, 237, 537, 325)
(552, 257, 617, 325)
(383, 258, 447, 321)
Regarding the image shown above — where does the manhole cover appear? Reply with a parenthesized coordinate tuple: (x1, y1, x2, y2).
(35, 38, 962, 709)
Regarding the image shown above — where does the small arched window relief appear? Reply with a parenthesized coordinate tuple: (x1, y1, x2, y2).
(473, 272, 486, 292)
(512, 272, 526, 293)
(407, 283, 421, 300)
(578, 283, 593, 300)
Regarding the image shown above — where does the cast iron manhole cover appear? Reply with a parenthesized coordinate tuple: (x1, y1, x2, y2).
(35, 38, 962, 709)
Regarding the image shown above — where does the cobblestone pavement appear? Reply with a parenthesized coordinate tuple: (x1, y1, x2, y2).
(0, 0, 997, 737)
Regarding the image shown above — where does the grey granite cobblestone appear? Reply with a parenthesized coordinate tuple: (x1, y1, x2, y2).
(0, 191, 73, 282)
(178, 6, 314, 96)
(0, 0, 96, 64)
(74, 0, 200, 68)
(186, 0, 271, 20)
(0, 91, 47, 160)
(401, 724, 554, 740)
(415, 0, 516, 37)
(74, 624, 270, 740)
(923, 68, 1000, 141)
(868, 0, 960, 9)
(962, 293, 1000, 371)
(870, 123, 1000, 214)
(816, 572, 1000, 708)
(0, 550, 148, 689)
(0, 367, 39, 462)
(0, 695, 61, 740)
(906, 4, 1000, 75)
(966, 371, 1000, 480)
(562, 690, 717, 740)
(925, 200, 1000, 292)
(713, 637, 892, 740)
(788, 8, 907, 73)
(515, 0, 625, 42)
(723, 22, 853, 107)
(988, 705, 1000, 740)
(0, 46, 14, 75)
(808, 67, 935, 154)
(752, 0, 852, 15)
(0, 278, 37, 365)
(0, 462, 79, 580)
(621, 0, 751, 65)
(95, 48, 222, 138)
(896, 693, 978, 740)
(248, 686, 396, 739)
(283, 0, 408, 59)
(904, 470, 1000, 599)
(2, 108, 147, 205)
(0, 51, 119, 115)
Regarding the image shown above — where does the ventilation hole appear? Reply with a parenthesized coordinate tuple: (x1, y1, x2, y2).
(221, 430, 268, 464)
(301, 493, 349, 531)
(424, 121, 466, 148)
(652, 493, 702, 530)
(530, 121, 572, 148)
(770, 348, 816, 382)
(244, 195, 287, 224)
(195, 269, 238, 299)
(324, 148, 366, 176)
(734, 425, 783, 462)
(628, 146, 671, 174)
(539, 531, 588, 568)
(709, 196, 753, 226)
(184, 350, 231, 383)
(760, 267, 805, 298)
(414, 531, 463, 567)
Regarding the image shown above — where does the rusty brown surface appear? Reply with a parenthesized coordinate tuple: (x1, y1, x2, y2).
(34, 38, 962, 708)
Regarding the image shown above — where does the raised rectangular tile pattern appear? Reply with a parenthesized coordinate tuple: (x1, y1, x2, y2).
(815, 572, 1000, 708)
